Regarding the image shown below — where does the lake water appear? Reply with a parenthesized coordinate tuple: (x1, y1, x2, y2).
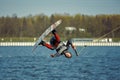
(0, 46, 120, 80)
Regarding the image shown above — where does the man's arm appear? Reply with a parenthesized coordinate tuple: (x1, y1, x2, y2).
(66, 39, 78, 56)
(71, 43, 76, 50)
(50, 53, 61, 58)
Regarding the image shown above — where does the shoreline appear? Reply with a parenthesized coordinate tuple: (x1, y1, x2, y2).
(0, 42, 120, 46)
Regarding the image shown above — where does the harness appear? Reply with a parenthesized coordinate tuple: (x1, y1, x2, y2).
(56, 42, 67, 55)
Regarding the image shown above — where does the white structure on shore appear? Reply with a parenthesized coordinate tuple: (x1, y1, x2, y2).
(0, 42, 120, 46)
(73, 42, 120, 46)
(72, 38, 113, 42)
(0, 42, 34, 46)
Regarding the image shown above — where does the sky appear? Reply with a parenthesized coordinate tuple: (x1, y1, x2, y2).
(0, 0, 120, 17)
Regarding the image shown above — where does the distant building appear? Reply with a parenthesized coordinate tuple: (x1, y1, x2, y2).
(79, 28, 85, 32)
(72, 38, 93, 42)
(94, 38, 113, 42)
(65, 27, 76, 31)
(72, 38, 112, 42)
(65, 27, 76, 33)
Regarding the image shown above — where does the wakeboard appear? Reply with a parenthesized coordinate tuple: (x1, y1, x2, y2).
(32, 19, 62, 52)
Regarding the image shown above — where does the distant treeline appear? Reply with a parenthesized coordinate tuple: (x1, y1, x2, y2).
(0, 14, 120, 39)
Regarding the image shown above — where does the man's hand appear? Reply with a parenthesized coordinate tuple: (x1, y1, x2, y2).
(52, 29, 57, 34)
(38, 40, 45, 46)
(72, 44, 76, 50)
(50, 54, 55, 58)
(73, 46, 76, 50)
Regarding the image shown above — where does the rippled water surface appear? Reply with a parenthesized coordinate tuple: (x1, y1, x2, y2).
(0, 46, 120, 80)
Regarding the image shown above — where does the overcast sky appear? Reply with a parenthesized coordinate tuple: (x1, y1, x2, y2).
(0, 0, 120, 17)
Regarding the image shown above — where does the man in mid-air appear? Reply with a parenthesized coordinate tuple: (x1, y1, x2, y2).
(39, 29, 76, 58)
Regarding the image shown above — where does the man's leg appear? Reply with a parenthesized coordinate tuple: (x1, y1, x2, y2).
(52, 29, 60, 42)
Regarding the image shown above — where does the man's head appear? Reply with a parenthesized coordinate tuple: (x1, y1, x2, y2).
(64, 51, 72, 58)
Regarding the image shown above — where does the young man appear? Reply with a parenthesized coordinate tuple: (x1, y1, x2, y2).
(39, 29, 76, 58)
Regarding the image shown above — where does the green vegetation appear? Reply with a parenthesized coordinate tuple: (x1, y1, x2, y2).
(0, 14, 120, 41)
(0, 37, 36, 42)
(0, 37, 68, 42)
(113, 38, 120, 42)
